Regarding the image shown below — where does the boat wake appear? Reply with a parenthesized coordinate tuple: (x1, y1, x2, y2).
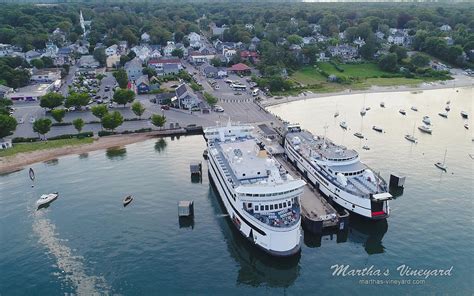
(216, 213, 230, 218)
(31, 210, 110, 295)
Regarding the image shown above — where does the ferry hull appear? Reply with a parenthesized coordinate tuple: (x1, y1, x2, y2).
(207, 156, 302, 257)
(285, 144, 389, 220)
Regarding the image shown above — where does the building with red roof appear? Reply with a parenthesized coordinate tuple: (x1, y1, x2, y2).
(227, 63, 251, 74)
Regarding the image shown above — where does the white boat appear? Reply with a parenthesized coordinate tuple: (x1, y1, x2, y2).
(380, 102, 385, 108)
(360, 108, 366, 116)
(461, 111, 468, 119)
(36, 192, 59, 207)
(284, 124, 391, 219)
(354, 132, 364, 139)
(362, 145, 370, 150)
(422, 116, 431, 125)
(365, 107, 371, 111)
(438, 112, 448, 118)
(405, 134, 417, 143)
(339, 121, 348, 129)
(123, 195, 133, 207)
(372, 126, 383, 132)
(446, 100, 451, 105)
(464, 123, 469, 129)
(334, 111, 339, 118)
(445, 105, 450, 111)
(399, 109, 406, 115)
(204, 122, 306, 256)
(411, 106, 418, 111)
(418, 125, 432, 134)
(435, 149, 448, 171)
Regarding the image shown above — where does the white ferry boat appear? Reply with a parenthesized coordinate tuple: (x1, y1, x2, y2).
(204, 122, 306, 256)
(283, 124, 391, 220)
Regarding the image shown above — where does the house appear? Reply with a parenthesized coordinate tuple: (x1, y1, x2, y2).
(51, 28, 66, 44)
(163, 41, 176, 57)
(148, 58, 182, 75)
(217, 69, 228, 78)
(375, 31, 385, 40)
(149, 45, 162, 59)
(172, 84, 200, 109)
(0, 84, 13, 99)
(175, 43, 188, 57)
(245, 24, 254, 31)
(222, 48, 236, 63)
(327, 74, 338, 82)
(43, 42, 58, 58)
(0, 44, 14, 57)
(31, 68, 61, 83)
(227, 63, 251, 75)
(154, 92, 174, 105)
(353, 37, 366, 48)
(251, 37, 261, 44)
(0, 138, 12, 150)
(162, 63, 180, 76)
(203, 65, 218, 78)
(106, 54, 121, 68)
(187, 32, 202, 49)
(106, 44, 118, 56)
(189, 50, 215, 64)
(387, 33, 405, 46)
(25, 50, 42, 62)
(131, 45, 152, 61)
(210, 23, 229, 37)
(328, 44, 358, 60)
(309, 24, 321, 33)
(240, 50, 259, 62)
(440, 25, 452, 32)
(302, 37, 316, 45)
(141, 32, 151, 43)
(6, 83, 54, 101)
(317, 52, 329, 62)
(136, 75, 150, 94)
(118, 41, 129, 55)
(78, 55, 100, 69)
(443, 37, 454, 46)
(124, 57, 143, 81)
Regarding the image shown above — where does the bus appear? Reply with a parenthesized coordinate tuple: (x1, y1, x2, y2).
(231, 83, 247, 91)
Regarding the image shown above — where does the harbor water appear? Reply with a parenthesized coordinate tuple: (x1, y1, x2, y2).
(1, 87, 473, 295)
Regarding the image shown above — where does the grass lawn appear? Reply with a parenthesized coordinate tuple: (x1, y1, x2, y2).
(0, 138, 94, 158)
(318, 62, 389, 79)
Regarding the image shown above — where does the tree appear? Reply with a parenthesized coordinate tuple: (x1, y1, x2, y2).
(91, 104, 108, 119)
(287, 34, 303, 45)
(359, 36, 378, 60)
(151, 114, 166, 129)
(142, 67, 157, 79)
(122, 28, 138, 46)
(113, 69, 128, 89)
(171, 48, 184, 58)
(113, 89, 135, 107)
(39, 93, 65, 111)
(0, 98, 13, 116)
(131, 101, 146, 119)
(101, 111, 123, 131)
(72, 118, 84, 134)
(210, 57, 222, 67)
(33, 118, 52, 139)
(65, 92, 90, 110)
(203, 92, 218, 106)
(93, 47, 106, 66)
(51, 108, 66, 123)
(30, 58, 45, 69)
(389, 45, 408, 62)
(0, 114, 17, 138)
(379, 53, 399, 72)
(411, 53, 430, 68)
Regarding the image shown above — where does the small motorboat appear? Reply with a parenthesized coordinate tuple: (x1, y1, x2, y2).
(464, 123, 469, 130)
(334, 111, 339, 118)
(435, 162, 447, 171)
(418, 125, 432, 134)
(36, 192, 59, 207)
(354, 132, 364, 139)
(365, 107, 371, 111)
(438, 112, 448, 118)
(405, 134, 417, 143)
(372, 126, 383, 132)
(339, 121, 348, 129)
(446, 100, 451, 105)
(362, 145, 370, 150)
(360, 108, 366, 116)
(123, 195, 133, 207)
(445, 105, 451, 111)
(399, 109, 406, 115)
(422, 116, 431, 125)
(461, 111, 469, 119)
(411, 106, 418, 112)
(380, 102, 385, 108)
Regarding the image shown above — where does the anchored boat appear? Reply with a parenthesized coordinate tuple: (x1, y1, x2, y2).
(399, 109, 406, 115)
(461, 111, 468, 119)
(435, 149, 448, 171)
(123, 195, 133, 207)
(372, 126, 383, 132)
(354, 132, 364, 139)
(418, 125, 432, 134)
(411, 106, 418, 112)
(422, 116, 431, 125)
(438, 112, 448, 118)
(339, 121, 348, 129)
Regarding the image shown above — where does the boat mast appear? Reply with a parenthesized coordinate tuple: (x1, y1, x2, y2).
(442, 148, 447, 166)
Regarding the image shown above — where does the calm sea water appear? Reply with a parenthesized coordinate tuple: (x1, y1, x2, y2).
(0, 87, 472, 295)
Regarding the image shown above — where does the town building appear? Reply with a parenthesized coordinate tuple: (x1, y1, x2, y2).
(172, 84, 200, 109)
(124, 57, 143, 81)
(148, 58, 182, 76)
(227, 63, 251, 75)
(6, 83, 54, 101)
(327, 44, 358, 60)
(106, 54, 121, 69)
(141, 32, 151, 43)
(0, 138, 12, 150)
(187, 32, 202, 49)
(0, 85, 13, 99)
(30, 68, 61, 83)
(136, 75, 150, 94)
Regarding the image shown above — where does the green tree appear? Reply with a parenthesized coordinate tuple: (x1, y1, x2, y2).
(171, 48, 184, 58)
(151, 114, 166, 130)
(389, 45, 408, 62)
(72, 118, 84, 134)
(203, 92, 218, 106)
(39, 93, 65, 111)
(93, 47, 106, 66)
(30, 58, 45, 69)
(101, 111, 123, 131)
(287, 34, 303, 45)
(0, 114, 17, 138)
(113, 89, 135, 107)
(359, 36, 378, 60)
(131, 101, 146, 119)
(91, 104, 108, 119)
(411, 53, 430, 68)
(142, 67, 157, 79)
(51, 108, 66, 123)
(65, 92, 90, 110)
(379, 53, 399, 72)
(33, 118, 52, 139)
(122, 28, 138, 46)
(113, 69, 128, 89)
(0, 98, 13, 116)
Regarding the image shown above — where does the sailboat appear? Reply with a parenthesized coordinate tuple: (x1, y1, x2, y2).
(404, 123, 417, 143)
(360, 95, 367, 116)
(334, 103, 339, 118)
(435, 149, 448, 171)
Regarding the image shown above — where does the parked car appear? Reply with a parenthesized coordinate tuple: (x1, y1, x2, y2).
(161, 105, 170, 110)
(214, 105, 224, 112)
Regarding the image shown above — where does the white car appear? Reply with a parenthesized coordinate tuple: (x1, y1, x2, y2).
(214, 105, 224, 112)
(29, 117, 36, 123)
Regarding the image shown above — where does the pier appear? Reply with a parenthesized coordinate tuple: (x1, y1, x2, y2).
(275, 154, 349, 234)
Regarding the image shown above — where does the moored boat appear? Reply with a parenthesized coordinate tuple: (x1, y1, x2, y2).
(418, 125, 432, 134)
(360, 108, 366, 116)
(461, 111, 468, 119)
(380, 102, 385, 108)
(445, 105, 451, 111)
(123, 195, 133, 207)
(435, 149, 448, 171)
(399, 109, 406, 115)
(354, 132, 364, 139)
(405, 134, 417, 143)
(411, 106, 418, 111)
(339, 121, 348, 129)
(438, 112, 448, 118)
(372, 126, 383, 132)
(464, 123, 469, 129)
(422, 116, 431, 125)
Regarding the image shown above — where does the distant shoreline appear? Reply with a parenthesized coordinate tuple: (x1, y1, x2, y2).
(262, 76, 473, 107)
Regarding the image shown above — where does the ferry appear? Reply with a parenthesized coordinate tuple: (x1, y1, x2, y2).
(283, 124, 391, 220)
(204, 122, 306, 256)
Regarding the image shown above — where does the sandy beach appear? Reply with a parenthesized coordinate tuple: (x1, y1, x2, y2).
(0, 132, 163, 174)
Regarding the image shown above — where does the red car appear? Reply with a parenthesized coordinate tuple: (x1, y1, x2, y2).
(161, 105, 170, 110)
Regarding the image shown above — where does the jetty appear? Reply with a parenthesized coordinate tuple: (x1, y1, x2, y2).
(275, 154, 349, 234)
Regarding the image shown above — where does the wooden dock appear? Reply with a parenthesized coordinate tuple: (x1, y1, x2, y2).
(275, 155, 348, 234)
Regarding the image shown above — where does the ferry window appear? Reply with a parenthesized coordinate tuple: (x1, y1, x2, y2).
(279, 203, 282, 209)
(265, 205, 269, 211)
(242, 173, 246, 177)
(248, 203, 252, 208)
(288, 201, 292, 207)
(257, 172, 260, 175)
(283, 202, 287, 207)
(253, 194, 258, 197)
(270, 205, 274, 210)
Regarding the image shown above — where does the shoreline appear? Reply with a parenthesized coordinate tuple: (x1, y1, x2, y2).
(261, 75, 473, 107)
(0, 132, 169, 174)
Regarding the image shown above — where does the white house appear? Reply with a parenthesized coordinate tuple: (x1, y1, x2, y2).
(141, 32, 151, 43)
(222, 48, 236, 63)
(245, 24, 254, 30)
(187, 32, 202, 49)
(173, 84, 200, 109)
(124, 57, 143, 81)
(353, 37, 366, 48)
(106, 44, 118, 57)
(31, 68, 61, 83)
(0, 138, 12, 150)
(440, 25, 452, 32)
(388, 33, 405, 46)
(131, 45, 151, 61)
(163, 41, 176, 57)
